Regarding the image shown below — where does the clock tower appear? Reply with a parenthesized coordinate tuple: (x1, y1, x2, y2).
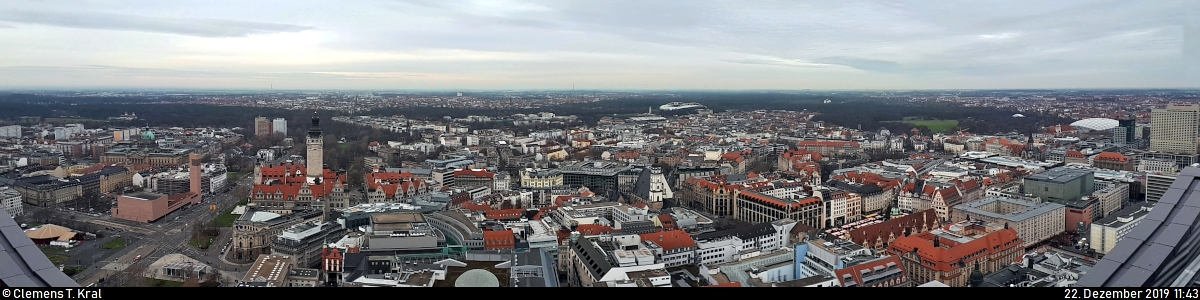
(307, 111, 323, 179)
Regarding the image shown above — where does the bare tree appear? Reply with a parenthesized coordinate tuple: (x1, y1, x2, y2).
(181, 274, 201, 287)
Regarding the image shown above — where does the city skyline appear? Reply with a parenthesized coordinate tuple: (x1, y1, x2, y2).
(1, 0, 1198, 90)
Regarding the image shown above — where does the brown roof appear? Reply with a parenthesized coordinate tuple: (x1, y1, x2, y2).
(639, 231, 696, 251)
(25, 224, 74, 240)
(847, 209, 940, 249)
(371, 212, 425, 224)
(887, 228, 1023, 272)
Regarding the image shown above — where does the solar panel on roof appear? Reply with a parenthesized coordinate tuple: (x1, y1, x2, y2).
(1151, 224, 1192, 251)
(1171, 206, 1200, 226)
(1160, 189, 1188, 205)
(1130, 243, 1174, 273)
(1110, 265, 1154, 287)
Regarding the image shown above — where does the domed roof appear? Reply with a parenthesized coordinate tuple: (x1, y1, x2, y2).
(454, 269, 499, 287)
(1070, 118, 1119, 131)
(141, 130, 155, 140)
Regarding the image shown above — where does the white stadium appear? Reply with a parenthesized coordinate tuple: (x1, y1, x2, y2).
(1070, 118, 1120, 131)
(659, 102, 706, 111)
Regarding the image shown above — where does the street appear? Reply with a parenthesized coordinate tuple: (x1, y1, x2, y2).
(67, 176, 255, 286)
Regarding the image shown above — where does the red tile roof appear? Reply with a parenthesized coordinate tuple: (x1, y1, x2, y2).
(483, 230, 516, 250)
(454, 169, 495, 179)
(887, 228, 1023, 272)
(461, 203, 492, 211)
(937, 186, 960, 201)
(485, 209, 525, 220)
(533, 206, 558, 220)
(739, 191, 820, 210)
(252, 170, 347, 201)
(847, 209, 940, 249)
(640, 231, 696, 251)
(1095, 152, 1129, 162)
(658, 214, 676, 230)
(835, 256, 906, 287)
(798, 141, 860, 148)
(576, 224, 616, 236)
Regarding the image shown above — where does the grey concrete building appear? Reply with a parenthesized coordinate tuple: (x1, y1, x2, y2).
(1023, 167, 1095, 203)
(951, 196, 1067, 248)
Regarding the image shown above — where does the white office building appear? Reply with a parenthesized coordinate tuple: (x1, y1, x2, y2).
(693, 219, 796, 266)
(273, 118, 287, 135)
(1, 186, 21, 218)
(0, 125, 20, 138)
(1089, 202, 1155, 254)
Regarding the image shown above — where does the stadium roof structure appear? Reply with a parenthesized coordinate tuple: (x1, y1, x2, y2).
(1070, 118, 1120, 131)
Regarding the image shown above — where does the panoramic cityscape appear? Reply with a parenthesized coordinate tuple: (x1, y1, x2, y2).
(1, 0, 1199, 290)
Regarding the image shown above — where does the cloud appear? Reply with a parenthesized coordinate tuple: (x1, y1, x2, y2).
(813, 57, 907, 73)
(0, 65, 401, 80)
(0, 0, 1194, 89)
(0, 10, 314, 38)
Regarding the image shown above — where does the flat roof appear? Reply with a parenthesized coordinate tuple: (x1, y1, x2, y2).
(243, 255, 291, 285)
(954, 196, 1066, 223)
(1094, 202, 1156, 229)
(124, 191, 165, 201)
(372, 212, 425, 224)
(1026, 167, 1093, 183)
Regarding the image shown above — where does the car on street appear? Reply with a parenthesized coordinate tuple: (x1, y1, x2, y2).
(134, 255, 142, 261)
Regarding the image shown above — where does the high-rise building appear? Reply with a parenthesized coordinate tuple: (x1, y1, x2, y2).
(255, 117, 272, 138)
(1114, 118, 1136, 145)
(1, 186, 22, 218)
(307, 112, 323, 180)
(273, 118, 287, 136)
(1150, 104, 1200, 155)
(1145, 173, 1178, 202)
(0, 125, 21, 138)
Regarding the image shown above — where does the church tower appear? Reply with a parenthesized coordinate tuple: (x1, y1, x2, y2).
(307, 111, 323, 179)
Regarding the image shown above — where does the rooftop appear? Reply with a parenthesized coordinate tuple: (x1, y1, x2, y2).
(1094, 202, 1155, 229)
(242, 255, 292, 286)
(1077, 167, 1200, 287)
(1026, 167, 1094, 184)
(123, 191, 165, 201)
(955, 196, 1066, 223)
(694, 222, 777, 242)
(0, 211, 79, 287)
(372, 212, 425, 224)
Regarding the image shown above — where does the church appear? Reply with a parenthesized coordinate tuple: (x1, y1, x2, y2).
(248, 112, 351, 215)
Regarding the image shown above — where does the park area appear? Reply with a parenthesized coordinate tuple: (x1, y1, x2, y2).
(901, 117, 959, 133)
(101, 238, 126, 250)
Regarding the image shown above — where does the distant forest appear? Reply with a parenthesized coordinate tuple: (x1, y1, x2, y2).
(0, 92, 1073, 136)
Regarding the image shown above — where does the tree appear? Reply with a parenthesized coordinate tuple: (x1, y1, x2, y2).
(181, 274, 201, 287)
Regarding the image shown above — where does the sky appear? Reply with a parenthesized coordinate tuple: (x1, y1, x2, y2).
(0, 0, 1197, 90)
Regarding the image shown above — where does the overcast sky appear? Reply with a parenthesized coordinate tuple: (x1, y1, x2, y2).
(0, 0, 1197, 90)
